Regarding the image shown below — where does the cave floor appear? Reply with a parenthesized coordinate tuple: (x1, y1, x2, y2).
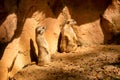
(13, 45, 120, 80)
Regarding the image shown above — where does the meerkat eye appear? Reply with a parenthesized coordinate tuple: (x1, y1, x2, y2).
(42, 27, 45, 29)
(66, 21, 70, 24)
(42, 26, 46, 30)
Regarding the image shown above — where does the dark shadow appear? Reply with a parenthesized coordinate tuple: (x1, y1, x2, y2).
(13, 0, 27, 39)
(100, 15, 112, 44)
(0, 42, 8, 59)
(100, 14, 120, 45)
(46, 0, 112, 25)
(105, 62, 120, 68)
(0, 0, 24, 41)
(0, 0, 7, 25)
(8, 54, 17, 72)
(62, 0, 112, 25)
(30, 39, 38, 64)
(57, 32, 62, 53)
(47, 0, 65, 17)
(0, 0, 22, 60)
(0, 0, 12, 60)
(0, 0, 8, 25)
(108, 34, 120, 44)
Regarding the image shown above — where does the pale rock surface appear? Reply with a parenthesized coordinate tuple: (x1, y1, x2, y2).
(0, 61, 8, 80)
(73, 20, 104, 46)
(0, 0, 55, 78)
(0, 13, 17, 43)
(1, 0, 120, 79)
(100, 0, 120, 43)
(40, 18, 60, 54)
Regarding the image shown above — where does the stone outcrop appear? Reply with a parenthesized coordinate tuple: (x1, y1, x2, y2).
(100, 0, 120, 44)
(40, 18, 60, 54)
(1, 0, 120, 79)
(0, 61, 8, 80)
(0, 0, 17, 43)
(73, 20, 104, 46)
(0, 13, 17, 43)
(0, 0, 61, 78)
(58, 0, 110, 46)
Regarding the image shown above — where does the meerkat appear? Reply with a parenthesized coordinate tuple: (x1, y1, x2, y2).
(35, 26, 51, 66)
(60, 19, 78, 53)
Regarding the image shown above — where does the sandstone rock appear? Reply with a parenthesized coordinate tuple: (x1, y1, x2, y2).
(0, 13, 17, 43)
(56, 0, 107, 46)
(73, 20, 104, 46)
(0, 0, 55, 78)
(40, 18, 60, 54)
(0, 0, 116, 79)
(0, 61, 8, 80)
(0, 38, 20, 78)
(0, 18, 38, 78)
(57, 6, 72, 27)
(100, 0, 120, 44)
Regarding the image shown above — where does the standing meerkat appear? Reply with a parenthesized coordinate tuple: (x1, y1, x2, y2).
(60, 19, 78, 53)
(35, 26, 51, 66)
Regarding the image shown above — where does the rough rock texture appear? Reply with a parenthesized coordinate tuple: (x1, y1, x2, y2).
(100, 0, 120, 44)
(40, 18, 60, 54)
(13, 45, 120, 80)
(0, 61, 8, 80)
(0, 0, 60, 78)
(0, 0, 120, 79)
(54, 0, 111, 46)
(0, 0, 17, 43)
(73, 20, 104, 46)
(0, 13, 17, 43)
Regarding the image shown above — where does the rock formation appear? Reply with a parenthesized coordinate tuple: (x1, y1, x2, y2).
(100, 0, 120, 44)
(1, 0, 120, 79)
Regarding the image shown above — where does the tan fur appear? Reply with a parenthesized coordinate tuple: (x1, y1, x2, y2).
(35, 26, 51, 66)
(60, 19, 78, 53)
(40, 18, 60, 54)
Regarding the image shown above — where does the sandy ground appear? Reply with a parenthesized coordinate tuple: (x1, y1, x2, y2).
(12, 45, 120, 80)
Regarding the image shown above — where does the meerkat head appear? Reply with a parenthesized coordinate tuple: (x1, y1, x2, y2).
(66, 19, 77, 25)
(36, 26, 46, 35)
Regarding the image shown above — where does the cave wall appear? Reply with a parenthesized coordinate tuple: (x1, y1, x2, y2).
(101, 0, 120, 44)
(1, 0, 120, 79)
